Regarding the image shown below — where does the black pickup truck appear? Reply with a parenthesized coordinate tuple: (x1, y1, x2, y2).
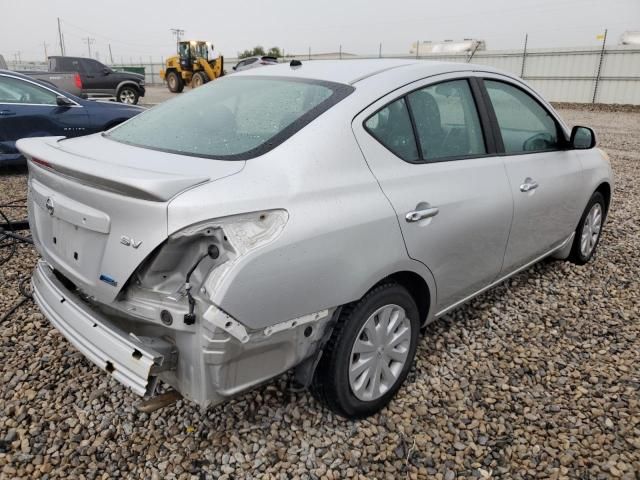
(48, 56, 146, 104)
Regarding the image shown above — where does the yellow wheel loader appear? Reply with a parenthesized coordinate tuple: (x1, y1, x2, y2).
(160, 40, 224, 92)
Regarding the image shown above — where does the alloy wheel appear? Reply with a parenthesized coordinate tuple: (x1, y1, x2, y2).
(119, 89, 136, 104)
(580, 202, 602, 257)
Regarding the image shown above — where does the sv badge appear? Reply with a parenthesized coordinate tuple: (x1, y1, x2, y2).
(120, 235, 142, 249)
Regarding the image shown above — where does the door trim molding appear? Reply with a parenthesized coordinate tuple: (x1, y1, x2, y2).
(435, 233, 574, 318)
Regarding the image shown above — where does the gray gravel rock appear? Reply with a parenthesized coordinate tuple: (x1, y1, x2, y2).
(1, 107, 639, 479)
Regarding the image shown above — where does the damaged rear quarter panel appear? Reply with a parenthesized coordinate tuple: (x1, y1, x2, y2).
(167, 104, 433, 330)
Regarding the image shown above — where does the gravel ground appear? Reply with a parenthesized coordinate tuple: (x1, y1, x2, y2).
(0, 108, 638, 479)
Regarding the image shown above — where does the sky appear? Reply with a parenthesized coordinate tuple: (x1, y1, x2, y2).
(1, 0, 638, 63)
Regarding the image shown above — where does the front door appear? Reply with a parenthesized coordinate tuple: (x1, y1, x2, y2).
(481, 78, 584, 273)
(0, 74, 88, 162)
(353, 76, 513, 312)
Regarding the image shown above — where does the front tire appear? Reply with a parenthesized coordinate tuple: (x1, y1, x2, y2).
(311, 283, 420, 419)
(166, 71, 184, 93)
(116, 86, 140, 105)
(568, 191, 606, 264)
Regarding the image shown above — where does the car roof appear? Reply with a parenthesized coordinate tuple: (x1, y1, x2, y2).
(0, 69, 34, 81)
(232, 59, 504, 85)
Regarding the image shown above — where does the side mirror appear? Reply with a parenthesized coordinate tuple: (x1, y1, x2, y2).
(232, 65, 237, 70)
(570, 126, 596, 149)
(103, 68, 110, 75)
(56, 95, 74, 107)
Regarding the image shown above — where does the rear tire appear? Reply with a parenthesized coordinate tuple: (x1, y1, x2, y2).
(166, 71, 184, 93)
(191, 72, 208, 88)
(116, 86, 139, 105)
(568, 191, 606, 265)
(311, 283, 420, 419)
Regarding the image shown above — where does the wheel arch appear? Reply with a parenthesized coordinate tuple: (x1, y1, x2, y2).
(595, 181, 612, 216)
(375, 270, 432, 326)
(116, 80, 142, 94)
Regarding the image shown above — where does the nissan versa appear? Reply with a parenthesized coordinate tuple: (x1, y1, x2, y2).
(19, 60, 612, 419)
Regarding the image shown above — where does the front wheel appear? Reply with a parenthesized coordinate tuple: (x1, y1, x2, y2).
(568, 191, 606, 264)
(166, 71, 184, 93)
(311, 283, 420, 419)
(116, 86, 140, 105)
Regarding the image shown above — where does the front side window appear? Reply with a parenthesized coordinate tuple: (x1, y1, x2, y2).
(364, 98, 418, 162)
(407, 79, 485, 160)
(0, 76, 58, 105)
(485, 80, 559, 153)
(107, 76, 353, 159)
(84, 59, 104, 74)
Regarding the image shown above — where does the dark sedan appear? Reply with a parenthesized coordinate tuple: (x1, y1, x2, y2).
(0, 70, 143, 165)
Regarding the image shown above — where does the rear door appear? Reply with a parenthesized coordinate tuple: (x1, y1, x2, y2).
(353, 74, 513, 312)
(0, 73, 88, 161)
(480, 76, 584, 274)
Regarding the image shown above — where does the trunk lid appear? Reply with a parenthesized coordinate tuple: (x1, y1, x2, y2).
(19, 135, 245, 304)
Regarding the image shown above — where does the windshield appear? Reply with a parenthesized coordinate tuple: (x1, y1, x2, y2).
(106, 76, 353, 160)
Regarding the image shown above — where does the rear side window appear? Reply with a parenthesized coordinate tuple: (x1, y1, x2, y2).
(62, 58, 83, 73)
(364, 98, 418, 162)
(485, 80, 559, 153)
(107, 76, 353, 160)
(407, 79, 485, 160)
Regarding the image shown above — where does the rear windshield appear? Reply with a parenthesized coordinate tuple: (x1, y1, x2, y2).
(106, 76, 354, 160)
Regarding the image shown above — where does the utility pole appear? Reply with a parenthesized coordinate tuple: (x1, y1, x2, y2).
(339, 45, 342, 60)
(57, 17, 65, 55)
(592, 29, 608, 104)
(379, 43, 382, 58)
(416, 39, 420, 59)
(84, 37, 95, 58)
(109, 44, 114, 64)
(43, 41, 49, 62)
(520, 33, 528, 78)
(170, 28, 184, 51)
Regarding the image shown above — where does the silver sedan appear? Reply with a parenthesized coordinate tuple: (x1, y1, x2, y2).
(19, 59, 612, 419)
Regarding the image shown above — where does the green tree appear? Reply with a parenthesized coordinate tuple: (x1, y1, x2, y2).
(238, 46, 282, 59)
(238, 45, 266, 59)
(267, 47, 282, 58)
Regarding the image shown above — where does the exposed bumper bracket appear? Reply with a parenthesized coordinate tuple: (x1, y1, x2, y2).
(32, 261, 177, 397)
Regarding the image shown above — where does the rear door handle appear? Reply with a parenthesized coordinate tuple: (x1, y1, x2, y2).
(406, 205, 439, 222)
(520, 177, 539, 192)
(0, 110, 16, 116)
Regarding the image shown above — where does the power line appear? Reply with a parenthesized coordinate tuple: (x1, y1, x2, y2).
(59, 18, 163, 49)
(170, 28, 185, 51)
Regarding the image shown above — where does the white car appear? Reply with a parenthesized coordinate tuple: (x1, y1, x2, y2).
(233, 56, 279, 72)
(19, 60, 612, 418)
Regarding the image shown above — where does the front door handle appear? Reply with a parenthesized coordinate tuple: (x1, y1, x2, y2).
(520, 177, 539, 192)
(0, 110, 16, 116)
(406, 204, 440, 222)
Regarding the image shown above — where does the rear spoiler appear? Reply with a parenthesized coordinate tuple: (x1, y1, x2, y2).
(17, 137, 209, 202)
